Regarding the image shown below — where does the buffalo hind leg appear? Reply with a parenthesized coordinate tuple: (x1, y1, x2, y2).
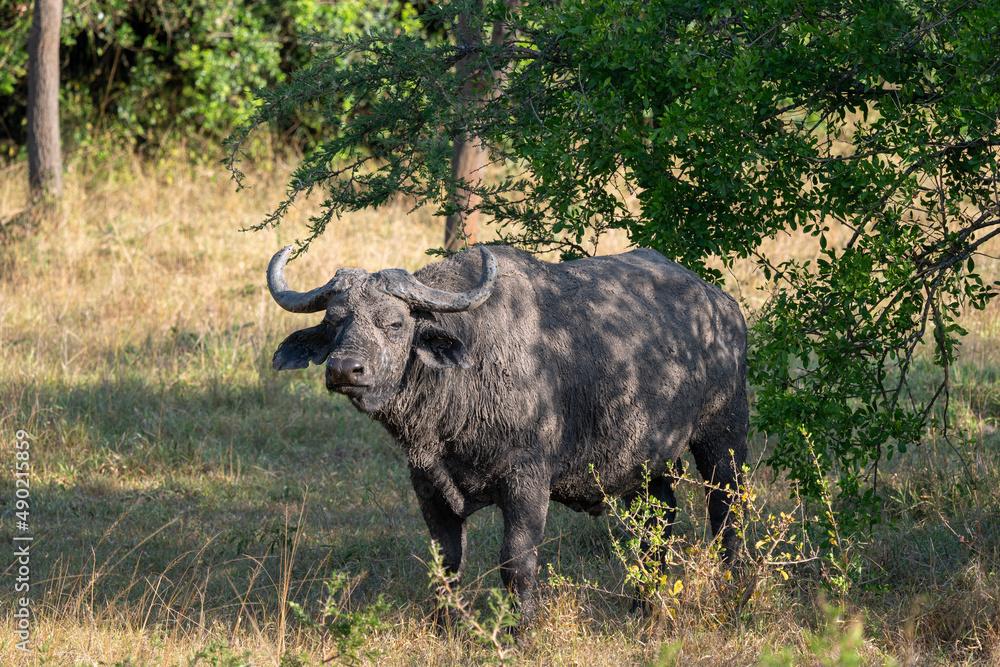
(648, 460, 681, 553)
(690, 404, 748, 563)
(627, 460, 681, 612)
(625, 459, 681, 566)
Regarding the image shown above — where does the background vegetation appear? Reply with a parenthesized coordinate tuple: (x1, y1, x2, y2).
(228, 0, 1000, 539)
(1, 154, 999, 665)
(1, 0, 999, 664)
(0, 0, 422, 158)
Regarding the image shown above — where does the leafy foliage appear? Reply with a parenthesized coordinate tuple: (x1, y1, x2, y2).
(0, 0, 420, 156)
(227, 0, 1000, 535)
(598, 461, 825, 627)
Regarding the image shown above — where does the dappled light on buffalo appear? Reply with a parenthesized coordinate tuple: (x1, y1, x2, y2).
(267, 242, 749, 630)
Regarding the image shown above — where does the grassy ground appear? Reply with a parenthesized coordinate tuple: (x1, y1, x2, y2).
(1, 153, 999, 666)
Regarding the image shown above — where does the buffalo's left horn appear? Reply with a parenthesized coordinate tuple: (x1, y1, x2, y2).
(378, 246, 498, 312)
(267, 245, 347, 313)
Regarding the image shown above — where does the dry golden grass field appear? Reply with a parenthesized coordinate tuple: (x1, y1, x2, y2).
(1, 152, 999, 666)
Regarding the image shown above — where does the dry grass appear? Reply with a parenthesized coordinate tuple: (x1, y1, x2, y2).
(1, 151, 999, 666)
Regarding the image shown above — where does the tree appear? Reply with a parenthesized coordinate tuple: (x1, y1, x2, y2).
(226, 0, 1000, 536)
(444, 0, 519, 250)
(443, 3, 488, 250)
(26, 0, 63, 201)
(2, 1, 421, 157)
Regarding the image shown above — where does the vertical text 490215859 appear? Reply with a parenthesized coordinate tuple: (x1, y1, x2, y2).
(12, 429, 32, 652)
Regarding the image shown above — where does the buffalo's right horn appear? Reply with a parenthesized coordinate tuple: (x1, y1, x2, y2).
(267, 245, 347, 313)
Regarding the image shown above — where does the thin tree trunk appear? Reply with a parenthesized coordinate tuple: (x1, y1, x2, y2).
(444, 7, 486, 251)
(444, 130, 486, 250)
(444, 2, 518, 251)
(27, 0, 63, 202)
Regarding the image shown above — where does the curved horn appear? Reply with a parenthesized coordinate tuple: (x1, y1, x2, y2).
(267, 245, 346, 313)
(378, 246, 498, 312)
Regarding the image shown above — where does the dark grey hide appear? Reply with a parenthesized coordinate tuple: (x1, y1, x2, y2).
(268, 244, 748, 622)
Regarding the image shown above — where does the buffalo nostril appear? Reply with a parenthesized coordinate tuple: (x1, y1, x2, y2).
(327, 357, 367, 386)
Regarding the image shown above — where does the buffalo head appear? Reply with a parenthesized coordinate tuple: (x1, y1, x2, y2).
(266, 245, 498, 413)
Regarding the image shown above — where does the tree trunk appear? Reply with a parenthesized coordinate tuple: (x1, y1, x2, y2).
(444, 126, 486, 250)
(27, 0, 63, 202)
(444, 2, 518, 251)
(444, 7, 485, 251)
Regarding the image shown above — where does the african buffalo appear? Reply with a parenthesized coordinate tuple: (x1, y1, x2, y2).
(267, 244, 748, 622)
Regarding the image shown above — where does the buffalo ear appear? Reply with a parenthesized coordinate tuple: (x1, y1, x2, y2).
(414, 326, 469, 370)
(272, 323, 334, 371)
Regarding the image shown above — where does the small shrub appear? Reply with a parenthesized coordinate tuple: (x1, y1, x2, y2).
(599, 461, 818, 635)
(187, 640, 252, 667)
(288, 572, 390, 666)
(425, 543, 519, 664)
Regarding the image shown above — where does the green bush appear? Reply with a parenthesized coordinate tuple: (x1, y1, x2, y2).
(0, 0, 421, 158)
(227, 0, 1000, 540)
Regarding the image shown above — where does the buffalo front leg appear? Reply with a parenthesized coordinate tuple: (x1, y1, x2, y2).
(497, 481, 550, 626)
(410, 465, 467, 581)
